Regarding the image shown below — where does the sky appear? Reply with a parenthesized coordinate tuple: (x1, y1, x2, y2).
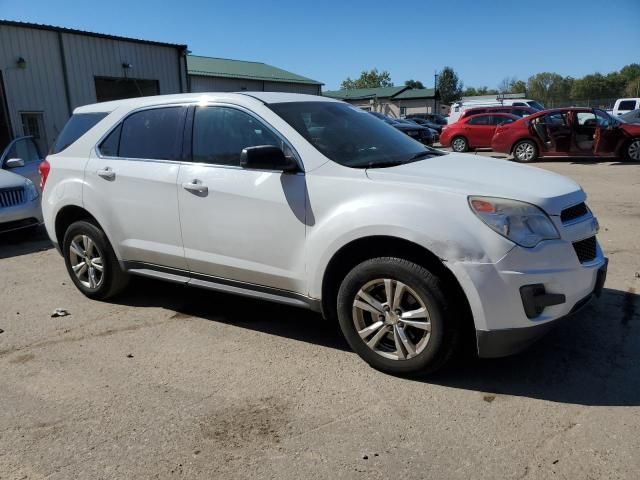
(1, 0, 639, 91)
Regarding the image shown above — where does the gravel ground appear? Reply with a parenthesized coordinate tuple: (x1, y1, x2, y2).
(1, 154, 639, 479)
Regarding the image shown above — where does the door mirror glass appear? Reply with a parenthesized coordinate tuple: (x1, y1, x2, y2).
(240, 145, 298, 172)
(5, 158, 25, 168)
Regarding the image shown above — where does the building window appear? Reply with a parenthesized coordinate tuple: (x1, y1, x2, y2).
(20, 112, 47, 154)
(94, 77, 160, 103)
(400, 106, 407, 116)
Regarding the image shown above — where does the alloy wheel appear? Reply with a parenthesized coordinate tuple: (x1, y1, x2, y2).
(69, 234, 104, 289)
(452, 138, 467, 152)
(352, 278, 432, 360)
(515, 142, 535, 161)
(628, 140, 640, 161)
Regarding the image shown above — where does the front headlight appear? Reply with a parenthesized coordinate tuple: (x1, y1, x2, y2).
(25, 179, 39, 202)
(469, 196, 559, 248)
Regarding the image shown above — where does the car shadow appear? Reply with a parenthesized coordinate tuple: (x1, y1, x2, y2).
(0, 226, 53, 259)
(111, 280, 639, 406)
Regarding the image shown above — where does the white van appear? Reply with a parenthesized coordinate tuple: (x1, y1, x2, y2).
(612, 98, 640, 116)
(448, 97, 544, 124)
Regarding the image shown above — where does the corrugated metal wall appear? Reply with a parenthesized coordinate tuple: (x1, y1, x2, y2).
(190, 75, 320, 95)
(0, 23, 186, 149)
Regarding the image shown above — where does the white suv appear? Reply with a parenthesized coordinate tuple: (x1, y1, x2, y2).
(41, 92, 607, 375)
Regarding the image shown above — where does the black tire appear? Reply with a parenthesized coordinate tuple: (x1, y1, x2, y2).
(625, 138, 640, 162)
(62, 220, 129, 300)
(451, 136, 468, 152)
(336, 257, 460, 376)
(512, 140, 538, 163)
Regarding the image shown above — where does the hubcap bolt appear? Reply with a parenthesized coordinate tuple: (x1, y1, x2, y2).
(394, 309, 402, 315)
(383, 305, 390, 312)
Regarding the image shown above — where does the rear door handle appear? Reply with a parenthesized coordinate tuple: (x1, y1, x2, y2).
(97, 167, 115, 180)
(182, 179, 208, 195)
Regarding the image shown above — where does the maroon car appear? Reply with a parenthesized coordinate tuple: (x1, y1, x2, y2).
(458, 105, 538, 122)
(491, 108, 640, 162)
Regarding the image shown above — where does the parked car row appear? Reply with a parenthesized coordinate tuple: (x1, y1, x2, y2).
(369, 111, 437, 145)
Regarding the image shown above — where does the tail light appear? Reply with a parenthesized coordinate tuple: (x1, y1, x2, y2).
(38, 158, 51, 190)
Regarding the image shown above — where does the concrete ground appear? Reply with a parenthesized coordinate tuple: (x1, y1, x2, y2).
(1, 154, 639, 479)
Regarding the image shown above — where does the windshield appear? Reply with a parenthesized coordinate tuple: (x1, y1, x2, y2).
(527, 101, 544, 110)
(269, 102, 445, 168)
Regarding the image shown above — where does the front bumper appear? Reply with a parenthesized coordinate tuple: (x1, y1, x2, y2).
(476, 259, 607, 357)
(0, 199, 43, 233)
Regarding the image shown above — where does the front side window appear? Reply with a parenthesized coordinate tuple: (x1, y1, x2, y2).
(52, 112, 108, 154)
(192, 107, 281, 166)
(4, 137, 40, 165)
(119, 107, 184, 160)
(594, 109, 615, 128)
(617, 100, 636, 111)
(269, 102, 444, 168)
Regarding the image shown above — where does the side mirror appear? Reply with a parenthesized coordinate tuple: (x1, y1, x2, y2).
(5, 158, 25, 168)
(240, 145, 299, 172)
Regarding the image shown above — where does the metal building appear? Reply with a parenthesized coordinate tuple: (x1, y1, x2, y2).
(188, 55, 322, 96)
(0, 20, 188, 154)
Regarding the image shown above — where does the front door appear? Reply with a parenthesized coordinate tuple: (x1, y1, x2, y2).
(84, 106, 188, 270)
(0, 136, 42, 186)
(593, 109, 620, 157)
(177, 105, 307, 292)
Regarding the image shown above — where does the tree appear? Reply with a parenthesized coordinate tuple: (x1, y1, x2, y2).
(404, 79, 425, 89)
(511, 80, 527, 94)
(437, 67, 463, 103)
(340, 69, 393, 89)
(498, 76, 517, 93)
(527, 72, 571, 106)
(619, 63, 640, 83)
(624, 77, 640, 97)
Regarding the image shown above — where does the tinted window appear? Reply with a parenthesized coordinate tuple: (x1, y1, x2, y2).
(618, 100, 637, 111)
(491, 116, 514, 125)
(119, 107, 184, 160)
(467, 115, 490, 125)
(465, 109, 486, 117)
(512, 102, 527, 107)
(5, 137, 40, 164)
(98, 125, 122, 157)
(52, 113, 108, 154)
(527, 101, 544, 110)
(542, 112, 568, 125)
(269, 102, 444, 168)
(594, 110, 614, 128)
(192, 107, 281, 166)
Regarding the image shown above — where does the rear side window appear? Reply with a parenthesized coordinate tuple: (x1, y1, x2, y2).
(118, 107, 184, 160)
(467, 115, 490, 125)
(618, 100, 637, 111)
(491, 116, 514, 125)
(51, 113, 108, 154)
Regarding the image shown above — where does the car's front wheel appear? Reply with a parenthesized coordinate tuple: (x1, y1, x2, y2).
(336, 257, 460, 375)
(62, 220, 129, 300)
(451, 136, 468, 152)
(512, 140, 538, 162)
(625, 138, 640, 162)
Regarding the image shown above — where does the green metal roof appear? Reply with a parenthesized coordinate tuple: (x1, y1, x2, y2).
(187, 55, 322, 85)
(393, 88, 437, 99)
(323, 86, 408, 100)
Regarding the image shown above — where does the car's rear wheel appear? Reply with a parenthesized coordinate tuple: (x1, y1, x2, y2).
(337, 257, 460, 376)
(62, 220, 129, 300)
(625, 138, 640, 162)
(451, 136, 468, 152)
(512, 140, 538, 162)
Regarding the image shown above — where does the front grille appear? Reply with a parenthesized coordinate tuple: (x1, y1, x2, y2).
(561, 202, 588, 223)
(0, 187, 26, 208)
(572, 236, 597, 263)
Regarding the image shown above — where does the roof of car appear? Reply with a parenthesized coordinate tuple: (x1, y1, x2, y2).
(73, 92, 342, 114)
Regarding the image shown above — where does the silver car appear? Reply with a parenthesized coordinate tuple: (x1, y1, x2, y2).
(0, 137, 43, 233)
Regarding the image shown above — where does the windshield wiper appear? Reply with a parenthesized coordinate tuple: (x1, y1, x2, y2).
(364, 160, 407, 169)
(408, 150, 438, 161)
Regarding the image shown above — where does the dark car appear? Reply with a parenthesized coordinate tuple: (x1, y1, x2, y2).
(459, 106, 538, 123)
(491, 107, 640, 162)
(404, 117, 443, 133)
(406, 113, 448, 125)
(369, 112, 434, 145)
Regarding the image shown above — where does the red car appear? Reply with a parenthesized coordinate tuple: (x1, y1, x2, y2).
(491, 107, 640, 162)
(458, 105, 538, 122)
(440, 113, 519, 152)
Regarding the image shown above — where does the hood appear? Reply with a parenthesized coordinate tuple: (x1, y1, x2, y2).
(0, 169, 29, 189)
(365, 153, 584, 216)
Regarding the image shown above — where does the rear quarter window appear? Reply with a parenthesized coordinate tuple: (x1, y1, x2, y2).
(51, 113, 108, 154)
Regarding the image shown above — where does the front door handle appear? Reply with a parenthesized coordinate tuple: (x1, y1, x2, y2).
(182, 179, 208, 195)
(97, 167, 115, 180)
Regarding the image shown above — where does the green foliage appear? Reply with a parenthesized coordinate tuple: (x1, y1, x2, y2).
(404, 79, 425, 89)
(526, 72, 572, 105)
(437, 67, 463, 103)
(341, 69, 393, 89)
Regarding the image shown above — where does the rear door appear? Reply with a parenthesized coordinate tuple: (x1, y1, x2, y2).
(464, 115, 493, 147)
(0, 136, 42, 186)
(84, 106, 188, 270)
(531, 111, 572, 154)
